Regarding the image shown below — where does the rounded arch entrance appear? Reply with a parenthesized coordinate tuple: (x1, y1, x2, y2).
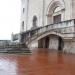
(46, 0, 65, 24)
(38, 34, 64, 51)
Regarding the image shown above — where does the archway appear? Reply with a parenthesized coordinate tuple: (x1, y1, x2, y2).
(38, 34, 64, 51)
(47, 0, 65, 24)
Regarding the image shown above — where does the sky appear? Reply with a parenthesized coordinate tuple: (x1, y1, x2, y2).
(0, 0, 21, 40)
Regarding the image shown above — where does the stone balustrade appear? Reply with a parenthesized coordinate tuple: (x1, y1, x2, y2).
(20, 19, 75, 44)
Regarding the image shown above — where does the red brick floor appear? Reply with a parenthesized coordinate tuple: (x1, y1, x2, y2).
(0, 48, 75, 75)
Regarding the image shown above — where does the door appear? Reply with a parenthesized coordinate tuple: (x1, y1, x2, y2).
(53, 14, 61, 23)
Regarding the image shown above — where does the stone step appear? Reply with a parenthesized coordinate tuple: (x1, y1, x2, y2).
(0, 48, 31, 54)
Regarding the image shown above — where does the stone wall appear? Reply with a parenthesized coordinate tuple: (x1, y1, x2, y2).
(72, 0, 75, 19)
(63, 39, 75, 53)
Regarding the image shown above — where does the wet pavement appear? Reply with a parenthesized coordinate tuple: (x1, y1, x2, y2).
(0, 48, 75, 75)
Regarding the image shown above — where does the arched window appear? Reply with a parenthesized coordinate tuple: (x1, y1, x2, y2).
(33, 16, 37, 27)
(47, 0, 65, 24)
(53, 7, 61, 23)
(22, 21, 24, 31)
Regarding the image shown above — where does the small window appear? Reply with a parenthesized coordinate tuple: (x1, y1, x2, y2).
(23, 8, 25, 13)
(33, 16, 37, 27)
(22, 21, 24, 31)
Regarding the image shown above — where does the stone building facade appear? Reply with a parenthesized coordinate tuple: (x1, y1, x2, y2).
(21, 0, 75, 30)
(20, 0, 75, 53)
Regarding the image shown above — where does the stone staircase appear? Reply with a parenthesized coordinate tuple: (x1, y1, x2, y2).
(21, 19, 75, 46)
(0, 43, 31, 54)
(7, 48, 31, 54)
(0, 48, 31, 54)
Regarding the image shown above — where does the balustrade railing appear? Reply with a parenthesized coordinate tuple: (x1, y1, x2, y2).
(21, 19, 75, 43)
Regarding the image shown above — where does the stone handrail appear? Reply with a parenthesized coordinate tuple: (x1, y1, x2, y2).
(21, 19, 75, 44)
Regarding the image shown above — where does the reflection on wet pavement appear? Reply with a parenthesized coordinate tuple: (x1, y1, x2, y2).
(0, 48, 75, 75)
(0, 59, 17, 75)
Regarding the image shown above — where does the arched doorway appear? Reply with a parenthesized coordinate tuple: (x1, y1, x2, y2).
(47, 0, 65, 24)
(38, 35, 64, 51)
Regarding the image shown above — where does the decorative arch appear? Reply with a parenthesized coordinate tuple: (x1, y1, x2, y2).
(46, 0, 65, 24)
(47, 0, 65, 15)
(28, 31, 64, 50)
